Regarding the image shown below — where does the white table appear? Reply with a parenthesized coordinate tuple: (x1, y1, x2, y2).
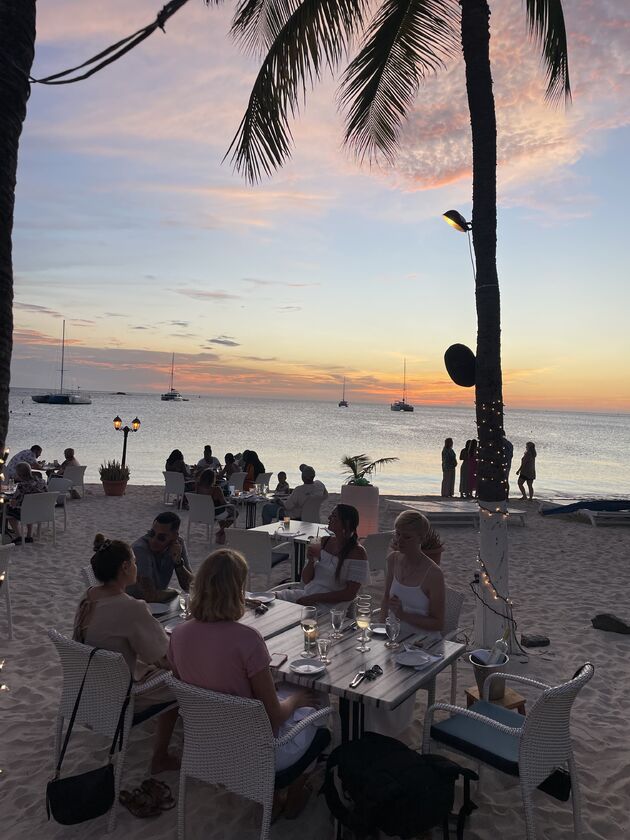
(158, 597, 303, 640)
(249, 521, 330, 580)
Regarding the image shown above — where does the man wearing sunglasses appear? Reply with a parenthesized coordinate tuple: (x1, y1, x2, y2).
(128, 511, 193, 603)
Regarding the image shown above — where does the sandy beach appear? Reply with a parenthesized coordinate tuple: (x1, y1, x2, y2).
(1, 485, 628, 839)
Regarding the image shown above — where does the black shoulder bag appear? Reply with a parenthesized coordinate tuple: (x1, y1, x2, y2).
(46, 648, 133, 825)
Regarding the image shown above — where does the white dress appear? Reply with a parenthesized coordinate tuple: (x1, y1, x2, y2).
(276, 546, 369, 612)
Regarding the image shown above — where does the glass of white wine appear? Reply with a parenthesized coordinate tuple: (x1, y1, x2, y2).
(301, 606, 318, 657)
(355, 595, 372, 652)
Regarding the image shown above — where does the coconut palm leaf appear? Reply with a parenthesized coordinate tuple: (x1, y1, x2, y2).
(341, 453, 399, 482)
(231, 0, 301, 55)
(524, 0, 571, 102)
(339, 0, 459, 162)
(226, 0, 369, 182)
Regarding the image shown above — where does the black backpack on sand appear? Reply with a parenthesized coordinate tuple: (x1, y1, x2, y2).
(321, 732, 477, 840)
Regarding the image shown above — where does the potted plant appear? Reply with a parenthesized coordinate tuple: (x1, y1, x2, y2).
(340, 454, 399, 535)
(422, 525, 444, 565)
(99, 460, 130, 496)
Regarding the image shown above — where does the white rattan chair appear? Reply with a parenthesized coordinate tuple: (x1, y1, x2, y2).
(168, 677, 331, 840)
(226, 529, 291, 589)
(80, 564, 98, 589)
(18, 492, 58, 546)
(47, 477, 72, 531)
(48, 629, 174, 831)
(163, 471, 185, 508)
(258, 471, 273, 489)
(63, 465, 87, 498)
(361, 531, 394, 574)
(300, 495, 325, 523)
(229, 471, 247, 492)
(442, 586, 465, 704)
(423, 662, 595, 840)
(185, 493, 216, 542)
(0, 544, 14, 639)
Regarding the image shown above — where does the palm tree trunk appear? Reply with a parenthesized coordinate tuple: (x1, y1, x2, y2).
(0, 0, 36, 452)
(461, 0, 510, 648)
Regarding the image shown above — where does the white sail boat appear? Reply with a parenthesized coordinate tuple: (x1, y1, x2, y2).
(390, 358, 414, 412)
(161, 353, 184, 401)
(338, 377, 349, 407)
(31, 320, 91, 405)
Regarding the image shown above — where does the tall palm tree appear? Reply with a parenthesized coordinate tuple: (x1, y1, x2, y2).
(228, 0, 570, 644)
(0, 0, 36, 453)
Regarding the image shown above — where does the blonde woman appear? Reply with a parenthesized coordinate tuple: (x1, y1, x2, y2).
(379, 510, 445, 638)
(168, 549, 323, 818)
(516, 441, 537, 500)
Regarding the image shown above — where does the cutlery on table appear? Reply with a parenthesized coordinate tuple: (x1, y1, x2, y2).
(349, 670, 366, 688)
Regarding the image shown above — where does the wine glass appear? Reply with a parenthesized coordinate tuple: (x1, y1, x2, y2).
(385, 611, 401, 649)
(330, 607, 346, 640)
(355, 594, 372, 652)
(301, 606, 318, 657)
(316, 635, 332, 664)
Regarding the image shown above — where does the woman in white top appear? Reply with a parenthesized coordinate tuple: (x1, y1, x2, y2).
(276, 505, 369, 607)
(379, 510, 445, 636)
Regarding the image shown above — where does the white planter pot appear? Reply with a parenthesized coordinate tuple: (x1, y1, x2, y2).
(340, 484, 380, 536)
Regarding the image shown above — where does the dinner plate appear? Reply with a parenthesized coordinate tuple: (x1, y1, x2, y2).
(148, 602, 177, 616)
(394, 650, 437, 668)
(246, 591, 276, 604)
(370, 623, 387, 636)
(289, 658, 326, 676)
(164, 616, 185, 635)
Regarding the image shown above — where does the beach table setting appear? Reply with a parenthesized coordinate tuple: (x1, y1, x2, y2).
(250, 520, 331, 580)
(229, 483, 277, 528)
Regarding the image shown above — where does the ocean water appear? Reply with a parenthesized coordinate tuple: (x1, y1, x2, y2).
(6, 388, 630, 498)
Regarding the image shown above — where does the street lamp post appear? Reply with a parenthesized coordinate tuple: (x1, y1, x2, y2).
(113, 416, 141, 470)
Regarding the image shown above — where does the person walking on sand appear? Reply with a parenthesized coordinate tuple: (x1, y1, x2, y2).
(467, 439, 478, 499)
(516, 441, 537, 500)
(459, 440, 470, 498)
(502, 432, 514, 497)
(441, 438, 457, 497)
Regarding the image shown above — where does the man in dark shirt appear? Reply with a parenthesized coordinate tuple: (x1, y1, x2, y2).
(128, 511, 193, 602)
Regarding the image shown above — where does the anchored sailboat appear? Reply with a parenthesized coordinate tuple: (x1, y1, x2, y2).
(31, 321, 91, 405)
(390, 359, 414, 412)
(161, 354, 184, 401)
(338, 377, 349, 407)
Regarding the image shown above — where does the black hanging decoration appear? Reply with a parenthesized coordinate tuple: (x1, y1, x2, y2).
(444, 344, 476, 387)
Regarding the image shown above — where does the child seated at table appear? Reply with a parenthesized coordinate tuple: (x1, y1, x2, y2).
(274, 472, 290, 496)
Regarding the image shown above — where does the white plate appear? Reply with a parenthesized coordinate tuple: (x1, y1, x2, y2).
(370, 623, 387, 636)
(246, 591, 276, 604)
(164, 617, 185, 635)
(394, 650, 437, 668)
(148, 602, 177, 616)
(289, 658, 326, 676)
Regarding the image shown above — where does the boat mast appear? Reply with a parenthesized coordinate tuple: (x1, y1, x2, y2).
(403, 358, 406, 404)
(170, 353, 175, 391)
(60, 320, 66, 394)
(342, 377, 346, 400)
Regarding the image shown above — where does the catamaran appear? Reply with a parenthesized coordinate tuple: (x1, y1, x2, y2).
(338, 377, 349, 407)
(161, 353, 184, 401)
(31, 320, 91, 405)
(390, 359, 414, 412)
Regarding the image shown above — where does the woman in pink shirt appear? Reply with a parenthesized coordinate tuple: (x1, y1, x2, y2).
(168, 549, 323, 818)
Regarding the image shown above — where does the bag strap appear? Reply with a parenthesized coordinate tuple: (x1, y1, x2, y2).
(107, 673, 134, 760)
(54, 647, 99, 777)
(456, 769, 478, 840)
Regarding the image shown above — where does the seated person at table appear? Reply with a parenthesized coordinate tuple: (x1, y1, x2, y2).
(168, 548, 323, 816)
(243, 450, 265, 491)
(165, 449, 195, 486)
(276, 505, 369, 610)
(75, 534, 178, 774)
(262, 464, 327, 524)
(56, 447, 80, 473)
(274, 471, 290, 496)
(6, 444, 44, 479)
(219, 452, 239, 482)
(196, 468, 238, 545)
(127, 512, 194, 603)
(195, 444, 221, 475)
(6, 462, 46, 543)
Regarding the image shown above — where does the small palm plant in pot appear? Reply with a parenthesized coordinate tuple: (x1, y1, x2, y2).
(99, 460, 130, 496)
(340, 454, 399, 535)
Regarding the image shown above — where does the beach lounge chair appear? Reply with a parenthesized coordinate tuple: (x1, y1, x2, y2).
(579, 509, 630, 527)
(226, 529, 291, 589)
(47, 477, 72, 531)
(62, 465, 87, 498)
(423, 662, 594, 840)
(185, 492, 216, 542)
(48, 629, 174, 831)
(167, 677, 331, 840)
(18, 492, 58, 546)
(0, 544, 14, 640)
(163, 471, 185, 509)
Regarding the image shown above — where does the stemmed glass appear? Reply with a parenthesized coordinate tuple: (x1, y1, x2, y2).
(385, 610, 401, 649)
(301, 606, 318, 657)
(330, 607, 346, 640)
(355, 595, 372, 652)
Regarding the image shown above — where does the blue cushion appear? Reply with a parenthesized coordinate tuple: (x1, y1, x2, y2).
(271, 551, 290, 567)
(430, 700, 523, 776)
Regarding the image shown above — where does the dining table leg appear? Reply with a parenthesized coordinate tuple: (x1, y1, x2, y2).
(338, 697, 365, 744)
(293, 542, 307, 581)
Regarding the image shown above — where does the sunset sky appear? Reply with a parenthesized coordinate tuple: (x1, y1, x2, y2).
(11, 0, 630, 410)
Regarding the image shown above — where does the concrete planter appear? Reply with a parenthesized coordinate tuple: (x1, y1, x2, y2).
(340, 484, 380, 536)
(102, 480, 128, 497)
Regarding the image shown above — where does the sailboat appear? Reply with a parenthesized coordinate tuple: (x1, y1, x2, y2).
(338, 377, 349, 407)
(390, 358, 414, 412)
(161, 353, 184, 401)
(31, 321, 92, 405)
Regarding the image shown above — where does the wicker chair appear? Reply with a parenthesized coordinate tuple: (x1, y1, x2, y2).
(226, 529, 291, 589)
(48, 629, 174, 831)
(168, 677, 331, 840)
(47, 477, 72, 531)
(163, 471, 186, 508)
(184, 492, 216, 542)
(442, 586, 465, 704)
(80, 564, 98, 589)
(361, 531, 394, 575)
(423, 662, 594, 839)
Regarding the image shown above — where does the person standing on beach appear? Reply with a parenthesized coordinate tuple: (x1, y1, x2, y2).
(467, 439, 478, 499)
(441, 438, 457, 497)
(502, 432, 514, 497)
(459, 440, 470, 498)
(516, 442, 537, 500)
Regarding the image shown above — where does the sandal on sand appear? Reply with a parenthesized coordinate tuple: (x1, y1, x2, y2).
(141, 778, 176, 811)
(119, 788, 162, 818)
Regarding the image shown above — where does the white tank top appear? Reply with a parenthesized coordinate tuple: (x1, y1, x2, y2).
(389, 563, 433, 638)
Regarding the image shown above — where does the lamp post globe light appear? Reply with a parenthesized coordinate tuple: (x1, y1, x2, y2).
(113, 416, 141, 470)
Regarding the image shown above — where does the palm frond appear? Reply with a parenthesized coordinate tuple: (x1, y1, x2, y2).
(339, 0, 459, 162)
(226, 0, 369, 183)
(231, 0, 301, 56)
(525, 0, 571, 103)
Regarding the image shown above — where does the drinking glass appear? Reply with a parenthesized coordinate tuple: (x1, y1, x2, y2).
(330, 607, 346, 640)
(178, 592, 190, 618)
(355, 594, 372, 652)
(385, 611, 401, 649)
(283, 516, 291, 531)
(301, 606, 318, 657)
(316, 635, 332, 664)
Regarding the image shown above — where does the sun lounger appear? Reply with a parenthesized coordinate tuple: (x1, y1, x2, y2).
(578, 509, 630, 527)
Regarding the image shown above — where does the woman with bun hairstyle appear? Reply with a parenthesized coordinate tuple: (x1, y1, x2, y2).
(73, 534, 178, 773)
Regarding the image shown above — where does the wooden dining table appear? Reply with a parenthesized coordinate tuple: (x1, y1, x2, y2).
(157, 596, 304, 640)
